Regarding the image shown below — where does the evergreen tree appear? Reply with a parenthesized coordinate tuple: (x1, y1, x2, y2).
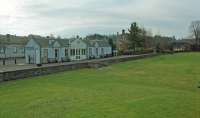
(108, 38, 115, 55)
(128, 22, 142, 51)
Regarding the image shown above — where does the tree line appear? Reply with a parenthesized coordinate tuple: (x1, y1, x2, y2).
(54, 20, 200, 55)
(118, 21, 200, 54)
(120, 22, 175, 54)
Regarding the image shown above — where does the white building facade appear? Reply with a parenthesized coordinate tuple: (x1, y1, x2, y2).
(25, 35, 70, 64)
(0, 34, 28, 59)
(85, 40, 112, 59)
(25, 35, 112, 64)
(69, 39, 87, 61)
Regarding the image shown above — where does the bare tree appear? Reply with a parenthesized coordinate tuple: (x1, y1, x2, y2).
(190, 21, 200, 46)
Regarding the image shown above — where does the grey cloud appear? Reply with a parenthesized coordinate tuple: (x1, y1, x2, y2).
(0, 0, 200, 38)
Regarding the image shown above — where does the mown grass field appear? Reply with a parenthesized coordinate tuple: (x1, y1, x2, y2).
(0, 53, 199, 118)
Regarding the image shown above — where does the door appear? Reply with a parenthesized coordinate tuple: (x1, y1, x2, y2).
(35, 49, 41, 64)
(43, 49, 48, 63)
(96, 48, 98, 57)
(26, 47, 35, 64)
(55, 49, 59, 62)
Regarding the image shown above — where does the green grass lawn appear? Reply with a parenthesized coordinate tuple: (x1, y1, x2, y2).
(0, 53, 200, 118)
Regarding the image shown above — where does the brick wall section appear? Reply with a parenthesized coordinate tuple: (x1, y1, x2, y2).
(0, 53, 158, 82)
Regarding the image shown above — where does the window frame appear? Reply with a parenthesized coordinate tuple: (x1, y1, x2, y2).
(65, 48, 68, 56)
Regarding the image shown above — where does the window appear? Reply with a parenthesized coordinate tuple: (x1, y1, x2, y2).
(0, 47, 5, 53)
(75, 49, 81, 55)
(78, 49, 80, 55)
(96, 48, 98, 56)
(73, 49, 75, 56)
(21, 48, 25, 53)
(55, 49, 58, 58)
(82, 49, 86, 55)
(101, 48, 104, 55)
(89, 48, 92, 56)
(70, 49, 73, 56)
(76, 56, 80, 59)
(13, 47, 17, 53)
(70, 49, 75, 56)
(76, 49, 78, 55)
(65, 49, 68, 56)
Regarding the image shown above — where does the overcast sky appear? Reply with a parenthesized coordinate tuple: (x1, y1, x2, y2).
(0, 0, 199, 38)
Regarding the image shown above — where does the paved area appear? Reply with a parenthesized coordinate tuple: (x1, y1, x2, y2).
(0, 58, 26, 66)
(0, 58, 36, 72)
(0, 54, 155, 72)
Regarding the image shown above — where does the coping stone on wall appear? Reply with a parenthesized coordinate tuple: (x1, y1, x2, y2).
(0, 53, 158, 82)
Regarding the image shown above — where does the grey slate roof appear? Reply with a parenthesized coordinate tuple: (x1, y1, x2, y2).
(172, 39, 194, 45)
(69, 38, 81, 44)
(84, 39, 111, 47)
(57, 39, 70, 47)
(0, 34, 28, 46)
(29, 36, 49, 48)
(28, 35, 70, 48)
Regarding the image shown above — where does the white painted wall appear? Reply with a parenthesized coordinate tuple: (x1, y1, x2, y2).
(25, 39, 40, 64)
(87, 46, 112, 59)
(45, 41, 61, 62)
(25, 38, 112, 64)
(0, 45, 25, 58)
(60, 47, 70, 61)
(70, 39, 87, 61)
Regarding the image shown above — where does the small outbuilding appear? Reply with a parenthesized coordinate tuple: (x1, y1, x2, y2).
(69, 38, 87, 61)
(172, 40, 192, 52)
(25, 35, 70, 64)
(0, 34, 28, 59)
(85, 39, 112, 59)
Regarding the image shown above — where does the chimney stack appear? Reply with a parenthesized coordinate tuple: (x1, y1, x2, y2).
(117, 32, 119, 36)
(122, 29, 125, 35)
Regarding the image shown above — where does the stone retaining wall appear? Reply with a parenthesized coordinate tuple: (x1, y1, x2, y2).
(0, 53, 158, 82)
